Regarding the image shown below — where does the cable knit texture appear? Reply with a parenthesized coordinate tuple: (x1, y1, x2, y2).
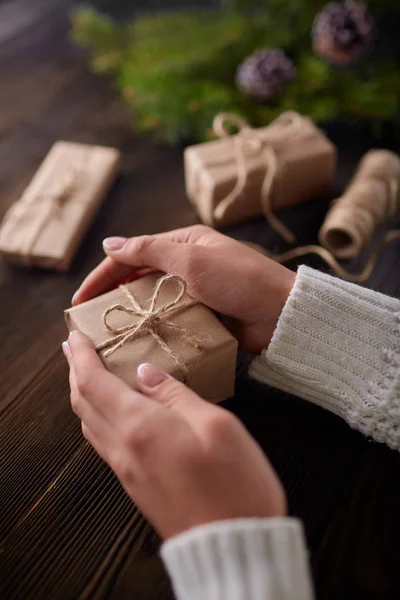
(161, 518, 313, 600)
(161, 267, 400, 600)
(250, 265, 400, 450)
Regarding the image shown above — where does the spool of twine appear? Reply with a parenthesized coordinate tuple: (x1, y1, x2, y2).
(244, 149, 400, 283)
(319, 150, 400, 259)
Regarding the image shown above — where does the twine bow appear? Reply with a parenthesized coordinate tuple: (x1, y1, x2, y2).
(212, 111, 306, 244)
(96, 274, 203, 375)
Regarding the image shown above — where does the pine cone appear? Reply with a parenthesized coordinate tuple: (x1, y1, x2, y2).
(312, 0, 375, 66)
(236, 49, 295, 101)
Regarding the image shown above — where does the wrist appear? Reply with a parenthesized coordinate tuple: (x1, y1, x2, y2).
(264, 269, 296, 342)
(249, 267, 296, 353)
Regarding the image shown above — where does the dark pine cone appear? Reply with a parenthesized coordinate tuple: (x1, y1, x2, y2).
(236, 49, 296, 101)
(313, 0, 375, 66)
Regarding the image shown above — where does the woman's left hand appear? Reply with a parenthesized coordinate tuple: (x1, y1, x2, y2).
(63, 331, 286, 540)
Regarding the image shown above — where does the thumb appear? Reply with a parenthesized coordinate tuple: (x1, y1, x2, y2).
(103, 235, 187, 275)
(136, 363, 210, 422)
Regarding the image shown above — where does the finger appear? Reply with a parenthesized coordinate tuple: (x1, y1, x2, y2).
(81, 421, 118, 469)
(76, 237, 195, 306)
(69, 357, 120, 450)
(69, 358, 80, 414)
(80, 399, 121, 452)
(68, 346, 116, 438)
(102, 236, 189, 271)
(72, 226, 216, 305)
(81, 421, 139, 499)
(68, 331, 148, 425)
(136, 363, 213, 427)
(148, 225, 216, 245)
(62, 340, 72, 364)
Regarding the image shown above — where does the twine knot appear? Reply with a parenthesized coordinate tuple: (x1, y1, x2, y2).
(20, 164, 81, 215)
(212, 111, 305, 244)
(96, 274, 203, 375)
(2, 163, 83, 262)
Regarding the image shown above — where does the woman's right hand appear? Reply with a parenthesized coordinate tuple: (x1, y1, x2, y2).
(72, 225, 295, 354)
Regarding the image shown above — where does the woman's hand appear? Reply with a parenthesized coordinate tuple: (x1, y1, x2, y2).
(72, 226, 295, 354)
(63, 331, 286, 540)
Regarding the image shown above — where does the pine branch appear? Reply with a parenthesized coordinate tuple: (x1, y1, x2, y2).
(70, 2, 400, 144)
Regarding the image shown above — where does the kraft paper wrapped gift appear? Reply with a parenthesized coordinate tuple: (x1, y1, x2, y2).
(65, 273, 238, 403)
(184, 112, 337, 236)
(0, 141, 120, 270)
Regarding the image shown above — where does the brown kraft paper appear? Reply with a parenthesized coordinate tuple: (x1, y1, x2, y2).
(184, 112, 336, 229)
(64, 273, 238, 403)
(0, 141, 120, 270)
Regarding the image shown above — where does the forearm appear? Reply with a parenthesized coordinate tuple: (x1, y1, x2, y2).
(250, 265, 400, 450)
(161, 518, 314, 600)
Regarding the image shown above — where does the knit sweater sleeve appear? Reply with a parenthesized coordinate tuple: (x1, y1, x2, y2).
(250, 265, 400, 451)
(161, 518, 314, 600)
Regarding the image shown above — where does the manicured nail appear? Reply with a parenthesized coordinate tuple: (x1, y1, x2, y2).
(62, 341, 71, 360)
(103, 237, 126, 251)
(137, 363, 168, 387)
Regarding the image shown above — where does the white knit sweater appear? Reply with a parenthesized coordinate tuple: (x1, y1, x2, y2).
(161, 265, 400, 600)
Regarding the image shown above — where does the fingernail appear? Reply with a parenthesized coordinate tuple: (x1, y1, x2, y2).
(62, 341, 71, 360)
(71, 291, 78, 305)
(103, 237, 126, 251)
(137, 363, 168, 387)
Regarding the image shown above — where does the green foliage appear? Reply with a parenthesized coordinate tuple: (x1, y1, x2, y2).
(71, 8, 123, 73)
(71, 2, 400, 145)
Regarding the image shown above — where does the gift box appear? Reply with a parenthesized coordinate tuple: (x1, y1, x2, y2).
(65, 273, 238, 403)
(0, 141, 120, 270)
(184, 112, 337, 238)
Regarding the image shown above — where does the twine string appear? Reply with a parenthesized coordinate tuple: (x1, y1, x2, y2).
(245, 230, 400, 284)
(2, 163, 82, 262)
(272, 230, 400, 283)
(212, 111, 305, 244)
(246, 174, 400, 284)
(319, 158, 399, 260)
(241, 145, 400, 283)
(95, 274, 203, 374)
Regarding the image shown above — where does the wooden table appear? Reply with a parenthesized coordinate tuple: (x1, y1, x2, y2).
(1, 3, 400, 599)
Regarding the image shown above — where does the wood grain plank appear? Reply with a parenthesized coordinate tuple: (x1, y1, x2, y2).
(0, 0, 73, 46)
(0, 442, 154, 600)
(313, 445, 400, 599)
(0, 354, 80, 536)
(1, 3, 400, 599)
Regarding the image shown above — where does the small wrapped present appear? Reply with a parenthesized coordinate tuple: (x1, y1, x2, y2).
(65, 273, 238, 403)
(0, 141, 120, 270)
(184, 112, 337, 242)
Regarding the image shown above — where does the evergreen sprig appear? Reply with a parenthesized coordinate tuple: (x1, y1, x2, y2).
(71, 2, 400, 145)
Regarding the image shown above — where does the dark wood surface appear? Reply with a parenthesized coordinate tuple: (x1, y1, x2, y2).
(1, 3, 400, 599)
